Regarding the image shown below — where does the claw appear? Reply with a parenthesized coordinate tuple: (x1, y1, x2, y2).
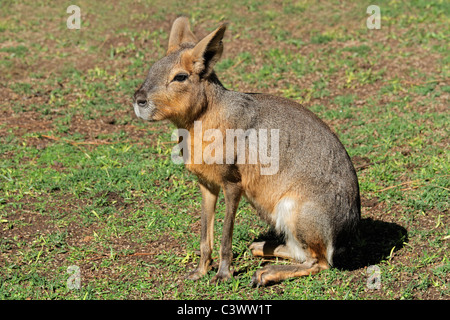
(250, 268, 266, 287)
(210, 270, 232, 284)
(185, 267, 207, 281)
(250, 274, 260, 288)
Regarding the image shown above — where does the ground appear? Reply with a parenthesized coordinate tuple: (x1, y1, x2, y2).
(0, 0, 448, 299)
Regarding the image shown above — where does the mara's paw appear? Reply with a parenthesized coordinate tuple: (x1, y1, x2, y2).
(185, 268, 207, 281)
(210, 270, 233, 284)
(250, 267, 271, 287)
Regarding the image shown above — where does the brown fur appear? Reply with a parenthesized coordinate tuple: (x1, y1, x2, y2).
(132, 17, 361, 286)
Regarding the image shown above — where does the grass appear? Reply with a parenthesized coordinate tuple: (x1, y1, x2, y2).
(0, 0, 449, 300)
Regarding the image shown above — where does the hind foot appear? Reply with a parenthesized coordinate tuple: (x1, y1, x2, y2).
(250, 260, 326, 287)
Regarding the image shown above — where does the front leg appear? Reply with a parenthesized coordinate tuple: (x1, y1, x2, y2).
(186, 182, 219, 280)
(211, 182, 242, 283)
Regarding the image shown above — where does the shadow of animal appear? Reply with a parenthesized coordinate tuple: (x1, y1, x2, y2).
(334, 218, 408, 270)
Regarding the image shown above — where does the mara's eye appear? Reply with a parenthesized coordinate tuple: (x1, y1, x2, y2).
(172, 73, 189, 82)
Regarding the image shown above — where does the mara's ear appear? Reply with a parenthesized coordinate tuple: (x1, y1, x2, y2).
(167, 17, 197, 54)
(191, 23, 227, 78)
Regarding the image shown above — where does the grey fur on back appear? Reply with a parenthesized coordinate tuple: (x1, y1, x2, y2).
(214, 88, 361, 255)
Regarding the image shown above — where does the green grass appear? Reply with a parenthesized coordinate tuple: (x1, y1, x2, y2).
(0, 0, 449, 300)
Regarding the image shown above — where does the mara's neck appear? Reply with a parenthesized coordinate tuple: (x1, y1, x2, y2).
(174, 73, 228, 131)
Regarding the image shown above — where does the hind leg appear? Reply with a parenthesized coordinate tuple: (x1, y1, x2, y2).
(250, 198, 332, 286)
(251, 258, 329, 287)
(250, 231, 330, 286)
(249, 241, 300, 261)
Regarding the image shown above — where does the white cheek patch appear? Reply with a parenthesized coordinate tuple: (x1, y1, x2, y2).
(133, 103, 141, 118)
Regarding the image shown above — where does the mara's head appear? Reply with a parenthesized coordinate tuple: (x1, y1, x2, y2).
(133, 17, 227, 127)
